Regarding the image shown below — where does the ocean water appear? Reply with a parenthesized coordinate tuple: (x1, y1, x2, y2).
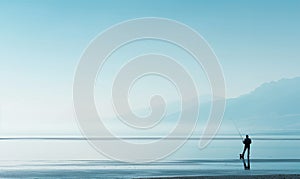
(0, 135, 299, 178)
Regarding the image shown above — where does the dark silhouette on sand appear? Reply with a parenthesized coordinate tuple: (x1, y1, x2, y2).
(240, 135, 251, 170)
(242, 157, 250, 170)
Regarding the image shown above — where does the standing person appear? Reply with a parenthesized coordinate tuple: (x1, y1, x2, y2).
(240, 135, 251, 159)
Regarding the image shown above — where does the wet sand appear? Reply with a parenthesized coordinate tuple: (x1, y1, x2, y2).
(144, 174, 300, 179)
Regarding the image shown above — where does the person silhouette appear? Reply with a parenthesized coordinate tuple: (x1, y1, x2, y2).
(240, 135, 251, 159)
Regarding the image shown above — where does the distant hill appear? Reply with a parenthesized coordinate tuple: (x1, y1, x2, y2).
(223, 77, 300, 132)
(111, 77, 300, 135)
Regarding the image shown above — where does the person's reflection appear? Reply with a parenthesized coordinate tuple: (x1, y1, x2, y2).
(242, 158, 250, 170)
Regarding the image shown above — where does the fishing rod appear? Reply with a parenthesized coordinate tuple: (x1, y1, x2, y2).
(230, 118, 244, 141)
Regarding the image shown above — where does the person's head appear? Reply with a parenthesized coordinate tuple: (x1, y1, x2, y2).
(246, 135, 249, 138)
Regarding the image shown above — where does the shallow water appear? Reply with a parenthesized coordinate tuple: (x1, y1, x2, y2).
(0, 159, 299, 178)
(0, 135, 299, 178)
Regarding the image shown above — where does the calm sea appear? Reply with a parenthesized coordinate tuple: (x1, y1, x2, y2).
(0, 135, 299, 178)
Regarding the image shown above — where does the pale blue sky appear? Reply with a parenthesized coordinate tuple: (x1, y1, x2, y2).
(0, 0, 300, 136)
(1, 0, 300, 97)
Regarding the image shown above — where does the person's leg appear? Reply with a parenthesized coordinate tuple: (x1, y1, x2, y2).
(247, 146, 250, 159)
(242, 146, 246, 157)
(246, 146, 250, 169)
